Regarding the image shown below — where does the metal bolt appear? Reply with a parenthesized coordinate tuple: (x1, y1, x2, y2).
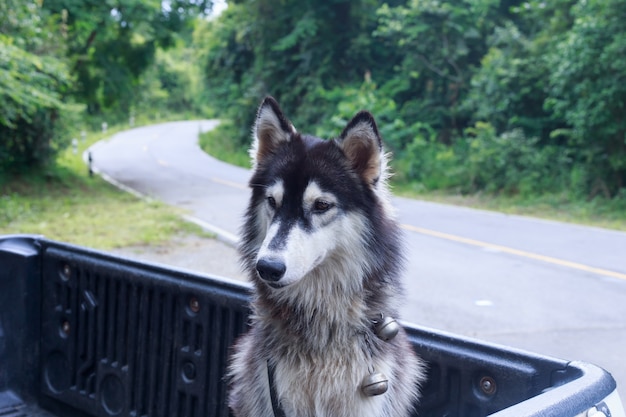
(189, 297, 200, 314)
(61, 264, 71, 281)
(182, 361, 196, 382)
(480, 376, 496, 395)
(61, 321, 71, 335)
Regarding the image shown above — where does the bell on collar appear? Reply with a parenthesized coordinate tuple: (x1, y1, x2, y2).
(361, 372, 389, 396)
(375, 315, 400, 342)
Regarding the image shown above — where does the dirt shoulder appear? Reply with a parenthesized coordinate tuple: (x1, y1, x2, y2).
(108, 234, 247, 282)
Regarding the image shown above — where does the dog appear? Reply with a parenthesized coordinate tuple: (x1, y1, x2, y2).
(228, 97, 425, 417)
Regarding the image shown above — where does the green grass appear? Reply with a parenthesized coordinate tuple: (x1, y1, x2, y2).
(198, 120, 251, 168)
(393, 183, 626, 231)
(197, 119, 626, 231)
(0, 118, 211, 250)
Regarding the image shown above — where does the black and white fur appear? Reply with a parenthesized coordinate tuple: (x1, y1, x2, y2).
(228, 97, 425, 417)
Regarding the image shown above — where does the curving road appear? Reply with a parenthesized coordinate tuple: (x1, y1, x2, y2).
(89, 120, 626, 400)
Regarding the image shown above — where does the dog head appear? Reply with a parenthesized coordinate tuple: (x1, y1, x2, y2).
(243, 96, 393, 290)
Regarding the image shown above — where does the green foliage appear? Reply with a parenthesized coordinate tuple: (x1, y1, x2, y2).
(193, 0, 384, 145)
(396, 133, 463, 190)
(0, 0, 78, 172)
(0, 39, 69, 128)
(7, 0, 605, 204)
(464, 23, 554, 138)
(389, 122, 572, 197)
(132, 45, 206, 117)
(41, 0, 210, 118)
(0, 129, 203, 249)
(5, 0, 624, 204)
(192, 3, 259, 146)
(192, 0, 626, 201)
(198, 120, 251, 168)
(545, 0, 626, 195)
(375, 0, 502, 140)
(1, 0, 210, 174)
(463, 124, 571, 195)
(312, 80, 405, 145)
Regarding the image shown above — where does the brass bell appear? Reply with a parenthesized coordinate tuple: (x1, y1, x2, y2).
(375, 315, 400, 342)
(361, 372, 389, 396)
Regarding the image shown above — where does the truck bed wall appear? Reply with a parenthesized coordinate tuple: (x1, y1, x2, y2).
(0, 236, 619, 417)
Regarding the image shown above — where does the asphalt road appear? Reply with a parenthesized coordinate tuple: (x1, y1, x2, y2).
(89, 120, 626, 401)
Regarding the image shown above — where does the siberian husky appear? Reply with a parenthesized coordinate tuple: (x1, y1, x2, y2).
(228, 97, 425, 417)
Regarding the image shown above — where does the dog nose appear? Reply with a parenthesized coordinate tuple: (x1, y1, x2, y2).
(256, 258, 286, 282)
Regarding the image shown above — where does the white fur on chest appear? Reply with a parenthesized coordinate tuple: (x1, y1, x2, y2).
(273, 343, 393, 417)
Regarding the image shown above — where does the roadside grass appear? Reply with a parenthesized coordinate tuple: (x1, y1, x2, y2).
(393, 184, 626, 231)
(198, 118, 626, 231)
(198, 120, 251, 168)
(0, 117, 212, 250)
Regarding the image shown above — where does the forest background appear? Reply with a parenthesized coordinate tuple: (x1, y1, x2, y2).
(2, 0, 626, 229)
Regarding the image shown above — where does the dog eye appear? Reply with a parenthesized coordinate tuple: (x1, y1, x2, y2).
(267, 196, 277, 209)
(313, 199, 332, 213)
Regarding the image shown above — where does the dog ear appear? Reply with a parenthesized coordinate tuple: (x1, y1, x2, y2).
(251, 96, 296, 165)
(337, 111, 383, 185)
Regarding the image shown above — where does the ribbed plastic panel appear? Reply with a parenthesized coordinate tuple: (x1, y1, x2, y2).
(39, 246, 249, 417)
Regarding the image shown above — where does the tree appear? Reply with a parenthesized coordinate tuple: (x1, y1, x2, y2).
(375, 0, 506, 143)
(0, 0, 74, 172)
(463, 0, 576, 141)
(194, 0, 385, 145)
(193, 0, 625, 198)
(42, 0, 211, 117)
(546, 0, 626, 196)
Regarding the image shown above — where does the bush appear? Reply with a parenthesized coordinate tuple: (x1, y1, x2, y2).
(463, 123, 572, 196)
(0, 41, 78, 173)
(0, 2, 78, 174)
(394, 126, 466, 190)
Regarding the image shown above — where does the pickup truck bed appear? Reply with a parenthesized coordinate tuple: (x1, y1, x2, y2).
(0, 235, 623, 417)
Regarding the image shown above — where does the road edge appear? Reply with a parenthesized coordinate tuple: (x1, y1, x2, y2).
(82, 121, 240, 249)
